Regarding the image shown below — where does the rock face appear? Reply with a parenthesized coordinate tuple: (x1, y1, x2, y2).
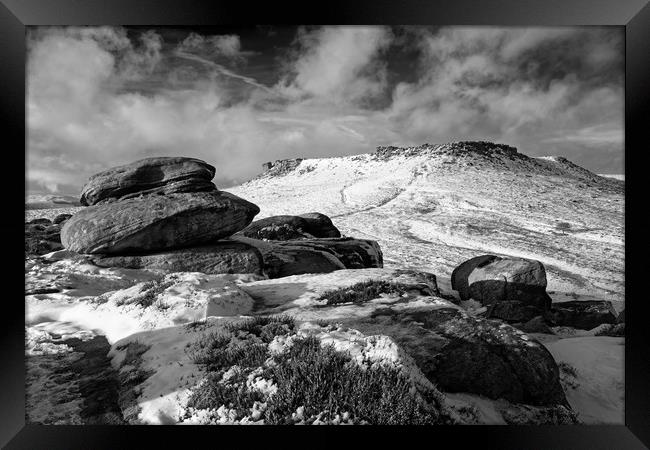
(237, 212, 341, 240)
(617, 309, 625, 324)
(451, 255, 499, 300)
(514, 316, 554, 334)
(546, 300, 618, 330)
(233, 236, 382, 278)
(89, 241, 264, 275)
(349, 306, 567, 407)
(452, 255, 551, 322)
(80, 157, 217, 206)
(53, 214, 73, 225)
(61, 191, 260, 254)
(25, 220, 64, 256)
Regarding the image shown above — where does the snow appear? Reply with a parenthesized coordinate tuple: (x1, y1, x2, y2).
(231, 148, 624, 304)
(543, 336, 624, 424)
(598, 174, 625, 181)
(109, 320, 225, 424)
(24, 144, 625, 425)
(27, 270, 257, 344)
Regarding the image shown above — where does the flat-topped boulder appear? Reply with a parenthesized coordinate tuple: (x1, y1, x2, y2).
(237, 212, 341, 240)
(80, 157, 217, 206)
(61, 191, 260, 254)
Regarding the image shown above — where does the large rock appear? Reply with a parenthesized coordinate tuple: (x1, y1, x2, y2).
(616, 309, 625, 324)
(61, 191, 260, 254)
(545, 300, 618, 330)
(89, 241, 264, 275)
(452, 256, 552, 321)
(80, 157, 217, 206)
(25, 221, 63, 256)
(237, 212, 341, 240)
(348, 306, 568, 407)
(232, 236, 382, 278)
(514, 316, 555, 334)
(53, 213, 73, 225)
(451, 255, 499, 300)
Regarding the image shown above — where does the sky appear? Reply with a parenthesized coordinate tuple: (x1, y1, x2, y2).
(26, 25, 624, 194)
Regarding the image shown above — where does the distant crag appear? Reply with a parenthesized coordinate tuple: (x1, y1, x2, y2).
(374, 141, 521, 162)
(257, 158, 304, 178)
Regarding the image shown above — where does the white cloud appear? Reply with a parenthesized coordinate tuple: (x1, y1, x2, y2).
(26, 26, 624, 194)
(276, 26, 393, 104)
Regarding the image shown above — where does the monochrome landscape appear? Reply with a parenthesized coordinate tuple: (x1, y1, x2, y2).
(25, 26, 624, 425)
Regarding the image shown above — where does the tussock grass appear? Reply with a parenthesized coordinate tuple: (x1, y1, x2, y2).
(187, 316, 295, 372)
(186, 317, 443, 424)
(320, 280, 415, 305)
(263, 336, 440, 425)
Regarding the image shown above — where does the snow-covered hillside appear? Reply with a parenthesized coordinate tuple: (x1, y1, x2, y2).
(24, 141, 625, 425)
(230, 141, 625, 307)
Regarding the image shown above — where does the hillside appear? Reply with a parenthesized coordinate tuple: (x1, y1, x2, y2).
(230, 141, 624, 307)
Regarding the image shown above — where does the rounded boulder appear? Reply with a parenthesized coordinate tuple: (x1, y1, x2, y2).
(61, 191, 260, 254)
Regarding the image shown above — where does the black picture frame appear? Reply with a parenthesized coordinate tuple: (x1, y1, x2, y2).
(3, 0, 649, 448)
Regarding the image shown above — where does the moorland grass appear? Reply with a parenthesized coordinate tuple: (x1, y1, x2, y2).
(186, 316, 442, 425)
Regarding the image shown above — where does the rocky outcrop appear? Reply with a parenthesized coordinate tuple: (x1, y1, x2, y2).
(25, 220, 64, 256)
(514, 316, 555, 334)
(53, 213, 72, 225)
(237, 212, 341, 240)
(616, 309, 625, 324)
(61, 191, 259, 254)
(89, 241, 264, 275)
(451, 255, 499, 300)
(232, 236, 382, 278)
(545, 300, 618, 330)
(452, 255, 551, 322)
(349, 305, 568, 407)
(80, 157, 217, 206)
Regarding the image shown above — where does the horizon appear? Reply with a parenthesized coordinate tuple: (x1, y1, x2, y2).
(26, 25, 624, 195)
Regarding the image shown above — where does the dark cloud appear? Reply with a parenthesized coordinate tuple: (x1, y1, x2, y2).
(26, 26, 623, 194)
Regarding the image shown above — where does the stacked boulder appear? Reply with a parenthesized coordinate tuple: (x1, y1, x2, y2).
(62, 157, 383, 278)
(451, 254, 620, 331)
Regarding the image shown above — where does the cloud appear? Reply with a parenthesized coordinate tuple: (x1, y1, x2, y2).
(27, 26, 393, 193)
(383, 27, 624, 169)
(177, 32, 250, 59)
(26, 26, 624, 194)
(275, 26, 393, 104)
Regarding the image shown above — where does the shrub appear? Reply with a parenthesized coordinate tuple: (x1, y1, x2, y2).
(263, 336, 440, 424)
(558, 361, 578, 378)
(188, 371, 265, 418)
(320, 280, 416, 305)
(186, 316, 443, 424)
(187, 316, 295, 371)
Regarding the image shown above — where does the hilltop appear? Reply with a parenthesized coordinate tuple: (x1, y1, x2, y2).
(232, 141, 624, 305)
